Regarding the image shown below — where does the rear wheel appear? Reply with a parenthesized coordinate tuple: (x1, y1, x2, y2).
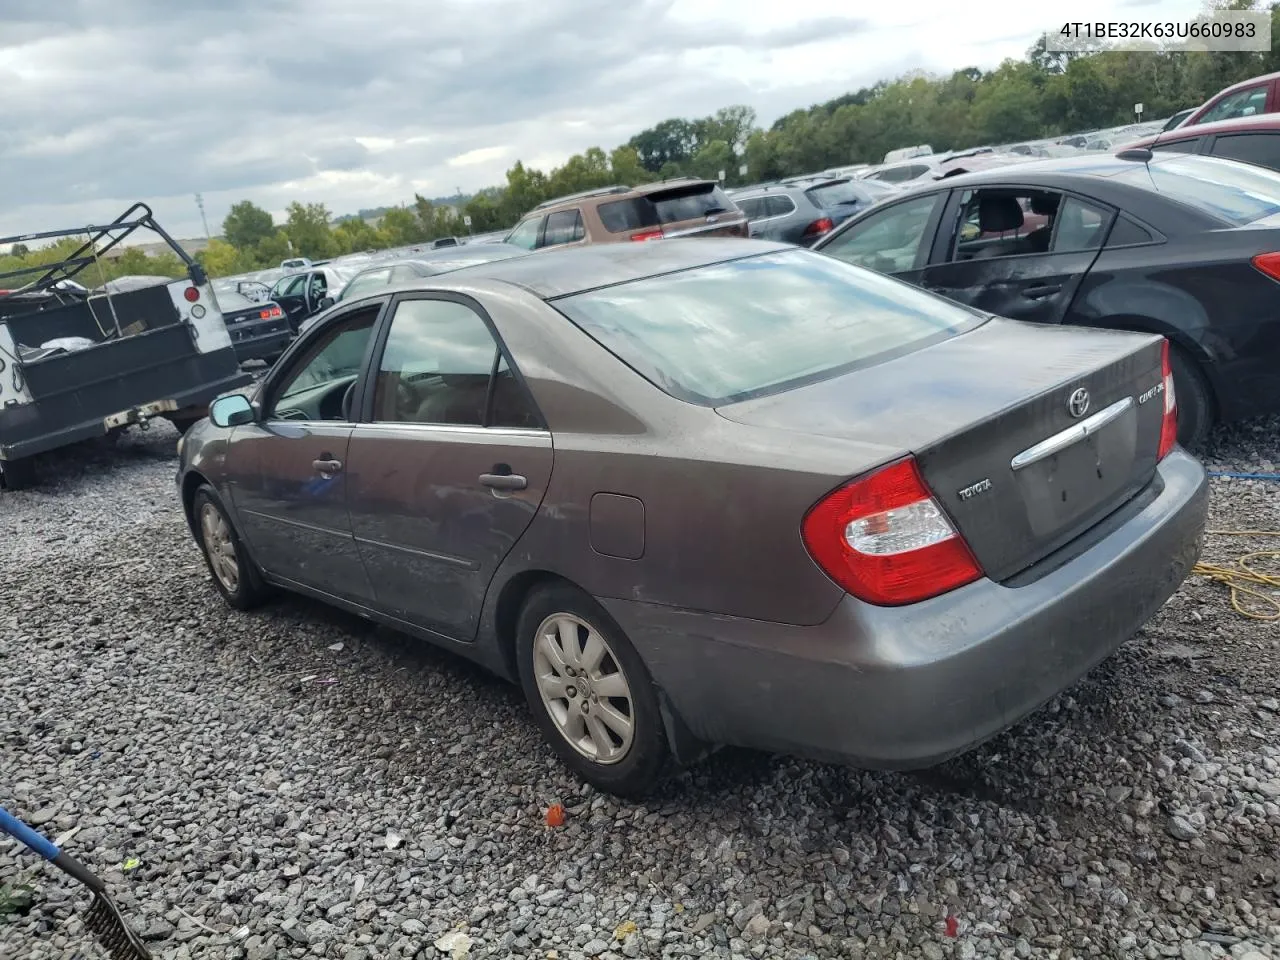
(516, 584, 669, 798)
(0, 457, 37, 491)
(1168, 346, 1213, 449)
(192, 484, 272, 610)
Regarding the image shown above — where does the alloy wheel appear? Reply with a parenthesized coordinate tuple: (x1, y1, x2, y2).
(532, 613, 636, 764)
(200, 502, 240, 594)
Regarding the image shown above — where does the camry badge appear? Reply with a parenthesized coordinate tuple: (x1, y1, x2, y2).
(1067, 387, 1090, 419)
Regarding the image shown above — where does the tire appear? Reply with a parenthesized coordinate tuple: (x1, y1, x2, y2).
(167, 416, 202, 436)
(192, 484, 272, 610)
(516, 584, 669, 798)
(0, 457, 37, 491)
(1168, 346, 1214, 449)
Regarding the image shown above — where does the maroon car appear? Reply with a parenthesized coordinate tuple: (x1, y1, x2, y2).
(1121, 112, 1280, 175)
(1179, 70, 1280, 129)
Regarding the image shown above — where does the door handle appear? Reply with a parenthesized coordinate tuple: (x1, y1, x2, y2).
(313, 458, 343, 474)
(1022, 284, 1062, 299)
(480, 472, 527, 491)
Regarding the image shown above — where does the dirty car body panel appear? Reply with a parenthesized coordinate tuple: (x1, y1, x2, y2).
(178, 239, 1208, 771)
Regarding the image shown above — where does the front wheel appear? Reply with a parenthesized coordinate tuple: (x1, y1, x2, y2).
(192, 484, 272, 610)
(516, 584, 669, 798)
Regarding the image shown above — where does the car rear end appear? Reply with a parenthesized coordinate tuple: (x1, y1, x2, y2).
(596, 180, 748, 243)
(796, 179, 873, 242)
(216, 290, 294, 365)
(1, 272, 249, 464)
(554, 247, 1207, 768)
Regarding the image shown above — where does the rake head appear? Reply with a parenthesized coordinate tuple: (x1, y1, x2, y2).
(84, 891, 153, 960)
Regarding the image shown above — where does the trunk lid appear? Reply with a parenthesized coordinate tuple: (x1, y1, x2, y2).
(716, 318, 1169, 581)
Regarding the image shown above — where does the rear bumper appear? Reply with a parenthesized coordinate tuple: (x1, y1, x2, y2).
(0, 368, 251, 461)
(231, 327, 292, 363)
(602, 449, 1208, 769)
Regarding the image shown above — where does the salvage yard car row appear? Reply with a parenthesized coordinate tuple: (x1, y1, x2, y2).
(5, 131, 1280, 799)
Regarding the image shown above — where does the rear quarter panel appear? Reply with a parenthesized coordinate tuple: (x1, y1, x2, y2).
(1071, 235, 1280, 419)
(469, 281, 897, 628)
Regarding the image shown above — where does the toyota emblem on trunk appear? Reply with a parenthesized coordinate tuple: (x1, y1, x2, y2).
(1067, 387, 1090, 418)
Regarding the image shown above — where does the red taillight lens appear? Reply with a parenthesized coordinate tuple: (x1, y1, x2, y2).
(630, 229, 664, 242)
(1157, 339, 1178, 460)
(183, 286, 200, 302)
(258, 306, 283, 319)
(803, 217, 836, 238)
(1251, 251, 1280, 281)
(801, 457, 983, 606)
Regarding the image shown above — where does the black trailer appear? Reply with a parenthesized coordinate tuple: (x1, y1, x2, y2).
(0, 204, 251, 490)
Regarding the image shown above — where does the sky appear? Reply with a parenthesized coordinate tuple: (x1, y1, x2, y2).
(0, 0, 1207, 241)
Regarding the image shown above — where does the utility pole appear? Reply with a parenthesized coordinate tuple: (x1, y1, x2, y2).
(194, 193, 211, 241)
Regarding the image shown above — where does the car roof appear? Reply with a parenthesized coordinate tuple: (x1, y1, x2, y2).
(1127, 110, 1280, 145)
(1210, 70, 1280, 98)
(896, 151, 1197, 190)
(418, 238, 794, 301)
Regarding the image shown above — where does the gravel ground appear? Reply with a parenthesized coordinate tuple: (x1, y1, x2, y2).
(2, 415, 1279, 960)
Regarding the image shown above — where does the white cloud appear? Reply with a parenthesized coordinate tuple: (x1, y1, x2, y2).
(0, 0, 1210, 240)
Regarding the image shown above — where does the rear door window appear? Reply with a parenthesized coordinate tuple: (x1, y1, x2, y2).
(540, 209, 585, 247)
(735, 197, 767, 221)
(1051, 197, 1110, 252)
(765, 195, 797, 217)
(818, 193, 940, 273)
(1209, 132, 1280, 173)
(597, 198, 661, 233)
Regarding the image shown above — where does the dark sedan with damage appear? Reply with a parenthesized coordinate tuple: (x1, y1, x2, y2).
(813, 151, 1280, 447)
(212, 286, 294, 365)
(176, 240, 1208, 797)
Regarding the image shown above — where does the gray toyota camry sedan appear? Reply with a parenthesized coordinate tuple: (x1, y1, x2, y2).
(177, 239, 1208, 797)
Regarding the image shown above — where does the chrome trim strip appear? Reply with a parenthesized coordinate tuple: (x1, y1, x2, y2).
(1010, 396, 1134, 471)
(349, 422, 550, 439)
(662, 219, 749, 238)
(353, 536, 479, 570)
(243, 509, 350, 538)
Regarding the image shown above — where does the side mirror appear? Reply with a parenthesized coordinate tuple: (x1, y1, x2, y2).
(210, 394, 256, 429)
(318, 296, 334, 310)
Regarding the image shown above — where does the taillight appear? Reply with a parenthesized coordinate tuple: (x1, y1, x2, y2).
(1157, 339, 1178, 460)
(803, 217, 836, 238)
(801, 457, 982, 606)
(259, 306, 283, 319)
(1251, 251, 1280, 281)
(183, 286, 200, 303)
(630, 229, 664, 242)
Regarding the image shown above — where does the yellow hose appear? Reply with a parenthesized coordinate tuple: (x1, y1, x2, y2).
(1193, 530, 1280, 622)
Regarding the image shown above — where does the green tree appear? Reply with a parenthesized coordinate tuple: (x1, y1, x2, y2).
(197, 238, 252, 277)
(333, 217, 380, 254)
(222, 201, 275, 250)
(628, 118, 699, 172)
(377, 207, 425, 246)
(283, 202, 338, 259)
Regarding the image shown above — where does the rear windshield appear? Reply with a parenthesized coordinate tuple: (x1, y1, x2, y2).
(805, 180, 863, 208)
(648, 183, 738, 224)
(553, 249, 984, 405)
(1118, 155, 1280, 225)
